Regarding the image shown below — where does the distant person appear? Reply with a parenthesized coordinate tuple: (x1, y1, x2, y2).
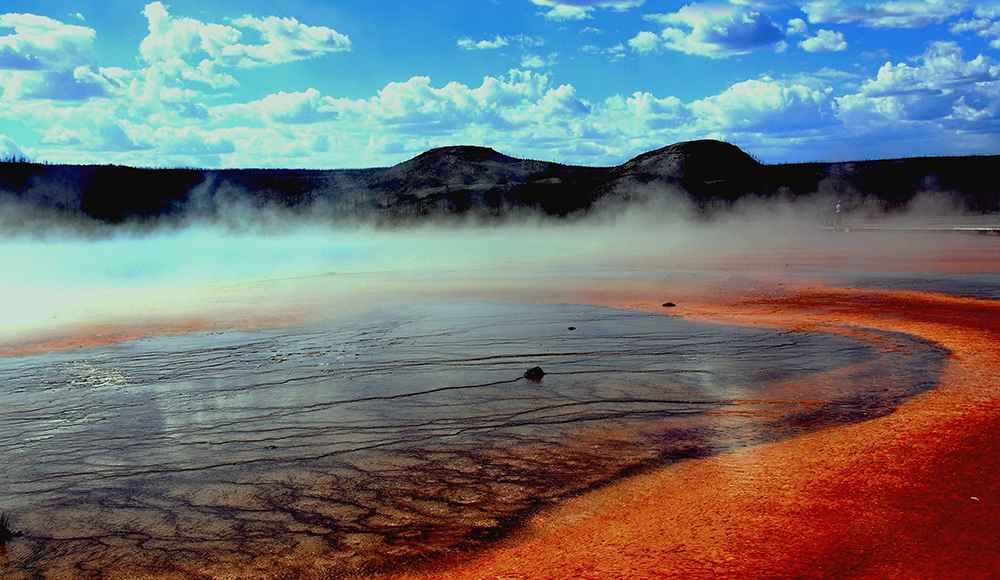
(836, 201, 842, 224)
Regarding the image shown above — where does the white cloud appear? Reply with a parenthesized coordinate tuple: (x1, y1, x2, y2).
(0, 5, 358, 166)
(0, 13, 96, 71)
(139, 2, 350, 71)
(224, 71, 840, 166)
(139, 3, 235, 66)
(802, 0, 966, 28)
(635, 3, 786, 58)
(521, 53, 559, 68)
(224, 14, 351, 67)
(522, 54, 546, 68)
(0, 133, 28, 159)
(12, 51, 1000, 169)
(529, 0, 645, 21)
(607, 43, 627, 59)
(363, 71, 583, 130)
(36, 105, 150, 152)
(628, 30, 661, 53)
(154, 125, 236, 157)
(973, 5, 1000, 19)
(581, 42, 626, 61)
(458, 34, 553, 70)
(0, 14, 123, 101)
(208, 70, 599, 166)
(458, 35, 510, 50)
(108, 3, 351, 134)
(799, 29, 848, 51)
(5, 3, 1000, 169)
(860, 41, 996, 96)
(951, 17, 1000, 48)
(691, 78, 837, 132)
(787, 18, 809, 36)
(0, 67, 117, 101)
(836, 41, 1000, 133)
(253, 88, 340, 124)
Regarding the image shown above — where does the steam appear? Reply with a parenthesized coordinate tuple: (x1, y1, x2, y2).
(0, 175, 993, 347)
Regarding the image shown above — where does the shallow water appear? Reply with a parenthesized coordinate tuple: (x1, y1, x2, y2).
(0, 301, 944, 578)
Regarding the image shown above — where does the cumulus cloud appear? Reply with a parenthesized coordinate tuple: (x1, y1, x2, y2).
(951, 16, 1000, 48)
(226, 15, 349, 67)
(0, 133, 28, 159)
(861, 41, 996, 96)
(140, 2, 350, 71)
(799, 29, 848, 51)
(20, 68, 119, 100)
(787, 18, 810, 36)
(0, 4, 357, 167)
(5, 1, 1000, 169)
(154, 126, 236, 157)
(521, 53, 559, 68)
(0, 13, 122, 101)
(36, 106, 149, 152)
(628, 30, 661, 53)
(11, 46, 1000, 169)
(282, 71, 836, 165)
(691, 77, 837, 132)
(253, 88, 340, 124)
(206, 70, 601, 166)
(837, 41, 999, 130)
(529, 0, 645, 21)
(633, 3, 786, 58)
(0, 13, 96, 71)
(457, 34, 552, 70)
(820, 42, 1000, 159)
(363, 71, 589, 129)
(802, 0, 966, 28)
(458, 35, 510, 50)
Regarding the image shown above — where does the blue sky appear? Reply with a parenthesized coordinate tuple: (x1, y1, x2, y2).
(1, 0, 999, 168)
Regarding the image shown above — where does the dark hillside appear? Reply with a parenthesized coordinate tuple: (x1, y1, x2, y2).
(0, 164, 204, 222)
(362, 146, 608, 215)
(604, 140, 765, 204)
(770, 156, 1000, 212)
(1, 141, 998, 225)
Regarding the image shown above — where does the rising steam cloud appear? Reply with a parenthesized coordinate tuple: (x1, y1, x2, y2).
(0, 159, 991, 349)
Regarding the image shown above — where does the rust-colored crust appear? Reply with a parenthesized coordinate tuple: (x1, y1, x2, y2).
(389, 279, 1000, 580)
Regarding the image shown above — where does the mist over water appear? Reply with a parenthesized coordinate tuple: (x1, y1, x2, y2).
(0, 211, 749, 336)
(0, 190, 991, 340)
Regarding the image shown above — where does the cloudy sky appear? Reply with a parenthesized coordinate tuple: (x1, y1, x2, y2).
(1, 0, 999, 168)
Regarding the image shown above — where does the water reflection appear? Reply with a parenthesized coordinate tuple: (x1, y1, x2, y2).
(0, 302, 944, 578)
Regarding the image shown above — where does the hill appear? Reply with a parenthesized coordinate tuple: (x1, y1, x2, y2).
(1, 140, 998, 224)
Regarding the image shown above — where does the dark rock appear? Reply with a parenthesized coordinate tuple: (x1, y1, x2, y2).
(662, 302, 677, 307)
(567, 326, 576, 331)
(523, 366, 545, 381)
(0, 512, 21, 544)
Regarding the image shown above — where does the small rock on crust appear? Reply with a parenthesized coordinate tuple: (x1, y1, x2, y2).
(524, 366, 545, 381)
(662, 302, 677, 308)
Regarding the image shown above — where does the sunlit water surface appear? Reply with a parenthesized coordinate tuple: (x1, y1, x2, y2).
(0, 300, 944, 578)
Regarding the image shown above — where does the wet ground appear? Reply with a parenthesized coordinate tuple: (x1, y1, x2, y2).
(0, 300, 945, 578)
(400, 278, 1000, 580)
